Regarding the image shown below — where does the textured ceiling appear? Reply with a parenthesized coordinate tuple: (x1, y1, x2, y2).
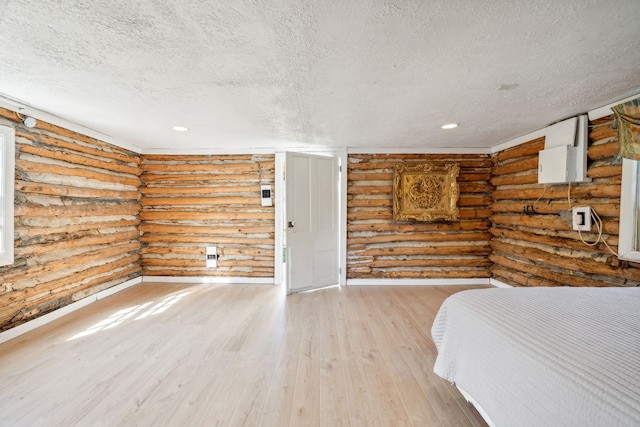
(1, 0, 639, 153)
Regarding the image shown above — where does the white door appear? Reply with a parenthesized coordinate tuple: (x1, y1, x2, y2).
(286, 152, 340, 293)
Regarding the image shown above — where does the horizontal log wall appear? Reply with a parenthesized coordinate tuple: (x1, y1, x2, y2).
(0, 107, 142, 331)
(139, 155, 275, 278)
(490, 116, 640, 287)
(347, 154, 493, 279)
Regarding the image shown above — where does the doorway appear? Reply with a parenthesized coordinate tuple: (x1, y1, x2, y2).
(274, 150, 347, 292)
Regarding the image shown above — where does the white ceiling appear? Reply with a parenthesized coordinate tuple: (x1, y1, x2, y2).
(1, 0, 639, 153)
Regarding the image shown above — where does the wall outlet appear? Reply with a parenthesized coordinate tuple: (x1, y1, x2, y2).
(572, 207, 592, 231)
(206, 246, 217, 268)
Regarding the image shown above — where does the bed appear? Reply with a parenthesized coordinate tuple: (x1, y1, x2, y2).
(431, 286, 640, 427)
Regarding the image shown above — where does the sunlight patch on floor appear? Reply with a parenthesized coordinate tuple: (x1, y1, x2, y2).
(67, 292, 190, 341)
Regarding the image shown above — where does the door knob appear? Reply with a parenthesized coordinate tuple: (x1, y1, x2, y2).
(288, 221, 295, 228)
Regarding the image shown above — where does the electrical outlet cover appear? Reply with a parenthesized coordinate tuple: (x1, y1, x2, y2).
(572, 207, 591, 231)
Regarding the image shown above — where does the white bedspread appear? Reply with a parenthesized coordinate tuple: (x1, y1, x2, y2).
(431, 287, 640, 427)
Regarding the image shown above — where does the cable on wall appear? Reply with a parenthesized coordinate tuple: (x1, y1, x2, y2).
(577, 209, 619, 257)
(533, 184, 547, 210)
(567, 184, 619, 257)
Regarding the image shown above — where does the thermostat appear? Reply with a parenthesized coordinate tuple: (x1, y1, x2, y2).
(261, 185, 272, 207)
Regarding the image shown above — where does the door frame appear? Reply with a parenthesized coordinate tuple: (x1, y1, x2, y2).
(274, 149, 347, 287)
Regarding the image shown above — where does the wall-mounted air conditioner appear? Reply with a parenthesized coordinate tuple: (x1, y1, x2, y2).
(538, 115, 590, 184)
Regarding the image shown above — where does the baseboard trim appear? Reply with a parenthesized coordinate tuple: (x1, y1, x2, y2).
(346, 278, 492, 286)
(142, 276, 275, 285)
(489, 278, 513, 288)
(0, 276, 142, 345)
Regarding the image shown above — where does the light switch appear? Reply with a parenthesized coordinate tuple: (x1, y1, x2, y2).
(261, 185, 272, 207)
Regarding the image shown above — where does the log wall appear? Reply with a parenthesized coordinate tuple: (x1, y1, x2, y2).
(347, 154, 493, 279)
(490, 116, 640, 287)
(0, 108, 142, 331)
(139, 155, 275, 278)
(2, 104, 635, 332)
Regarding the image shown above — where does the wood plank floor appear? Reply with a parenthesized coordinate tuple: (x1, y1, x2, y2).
(0, 283, 489, 426)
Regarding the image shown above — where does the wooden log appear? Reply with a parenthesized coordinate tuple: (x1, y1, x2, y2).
(491, 200, 620, 217)
(139, 224, 274, 235)
(348, 220, 490, 232)
(491, 240, 640, 281)
(0, 255, 141, 313)
(141, 162, 261, 173)
(492, 184, 620, 200)
(459, 182, 494, 193)
(16, 219, 139, 237)
(458, 208, 492, 219)
(359, 245, 491, 257)
(140, 211, 273, 221)
(16, 159, 141, 187)
(491, 265, 558, 287)
(142, 258, 273, 268)
(347, 159, 492, 170)
(14, 203, 140, 218)
(346, 182, 493, 195)
(347, 185, 391, 195)
(347, 270, 490, 279)
(494, 138, 545, 162)
(142, 246, 273, 256)
(347, 207, 491, 221)
(51, 261, 140, 300)
(140, 235, 273, 245)
(489, 227, 618, 254)
(16, 180, 139, 200)
(17, 230, 141, 256)
(18, 144, 140, 175)
(2, 242, 140, 284)
(347, 231, 491, 245)
(346, 172, 492, 182)
(587, 164, 622, 179)
(17, 131, 140, 165)
(491, 173, 539, 186)
(142, 154, 258, 162)
(347, 199, 392, 208)
(489, 253, 620, 287)
(139, 185, 260, 195)
(368, 258, 491, 268)
(140, 173, 275, 183)
(588, 121, 616, 142)
(588, 141, 618, 160)
(492, 156, 538, 176)
(141, 268, 272, 277)
(458, 196, 493, 207)
(140, 196, 260, 206)
(490, 213, 619, 234)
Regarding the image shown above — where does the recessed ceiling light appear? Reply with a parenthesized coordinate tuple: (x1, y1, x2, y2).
(172, 126, 188, 132)
(441, 123, 458, 129)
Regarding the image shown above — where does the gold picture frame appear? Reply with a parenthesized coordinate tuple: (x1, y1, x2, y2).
(393, 163, 460, 222)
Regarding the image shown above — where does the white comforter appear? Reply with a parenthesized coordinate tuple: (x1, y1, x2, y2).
(432, 287, 640, 427)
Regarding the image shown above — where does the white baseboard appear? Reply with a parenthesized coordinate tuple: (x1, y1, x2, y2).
(142, 276, 275, 285)
(489, 278, 513, 288)
(346, 278, 492, 286)
(0, 276, 142, 345)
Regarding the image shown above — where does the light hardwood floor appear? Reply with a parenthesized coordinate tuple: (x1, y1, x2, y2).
(0, 283, 488, 426)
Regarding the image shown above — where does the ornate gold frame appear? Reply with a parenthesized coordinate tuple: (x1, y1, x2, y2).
(393, 163, 460, 222)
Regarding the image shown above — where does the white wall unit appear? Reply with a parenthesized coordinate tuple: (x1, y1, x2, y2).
(538, 115, 590, 184)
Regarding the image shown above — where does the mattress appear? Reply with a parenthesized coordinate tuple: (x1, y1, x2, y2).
(431, 287, 640, 427)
